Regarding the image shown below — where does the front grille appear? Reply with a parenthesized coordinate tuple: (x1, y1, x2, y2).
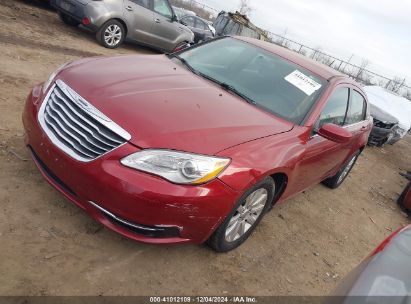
(39, 80, 131, 162)
(373, 117, 396, 130)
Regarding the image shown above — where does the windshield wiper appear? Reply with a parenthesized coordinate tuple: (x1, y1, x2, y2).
(170, 54, 199, 75)
(170, 55, 255, 105)
(198, 73, 256, 105)
(219, 82, 256, 105)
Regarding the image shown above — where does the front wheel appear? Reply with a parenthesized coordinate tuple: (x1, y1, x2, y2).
(207, 177, 275, 252)
(323, 152, 360, 189)
(96, 20, 125, 49)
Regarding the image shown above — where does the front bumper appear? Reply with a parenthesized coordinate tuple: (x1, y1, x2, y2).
(22, 85, 240, 244)
(368, 126, 394, 147)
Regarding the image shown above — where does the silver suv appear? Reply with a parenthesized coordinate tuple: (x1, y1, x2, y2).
(51, 0, 194, 52)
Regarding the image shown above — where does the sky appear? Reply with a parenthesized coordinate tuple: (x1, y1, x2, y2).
(201, 0, 410, 82)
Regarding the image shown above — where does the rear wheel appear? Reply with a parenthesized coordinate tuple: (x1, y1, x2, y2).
(207, 177, 275, 252)
(96, 20, 125, 49)
(59, 12, 80, 27)
(323, 152, 360, 189)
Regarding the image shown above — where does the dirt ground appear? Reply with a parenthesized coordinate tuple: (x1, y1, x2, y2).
(1, 0, 410, 296)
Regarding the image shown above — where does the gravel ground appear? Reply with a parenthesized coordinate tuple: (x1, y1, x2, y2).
(0, 0, 410, 296)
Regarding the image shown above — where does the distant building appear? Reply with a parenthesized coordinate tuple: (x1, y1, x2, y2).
(213, 11, 270, 41)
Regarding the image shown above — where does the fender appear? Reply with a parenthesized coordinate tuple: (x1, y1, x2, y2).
(217, 128, 304, 193)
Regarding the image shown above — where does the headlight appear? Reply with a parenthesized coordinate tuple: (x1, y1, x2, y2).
(121, 150, 230, 185)
(42, 62, 71, 94)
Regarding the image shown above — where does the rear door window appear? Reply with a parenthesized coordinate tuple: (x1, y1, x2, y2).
(346, 90, 366, 125)
(131, 0, 149, 8)
(153, 0, 173, 19)
(315, 87, 349, 130)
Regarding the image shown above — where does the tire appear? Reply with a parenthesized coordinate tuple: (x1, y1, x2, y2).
(96, 20, 125, 49)
(322, 151, 360, 189)
(59, 12, 80, 27)
(398, 184, 408, 205)
(397, 183, 411, 216)
(207, 177, 275, 252)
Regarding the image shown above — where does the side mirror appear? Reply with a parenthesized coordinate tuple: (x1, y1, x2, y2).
(172, 15, 178, 22)
(317, 123, 352, 144)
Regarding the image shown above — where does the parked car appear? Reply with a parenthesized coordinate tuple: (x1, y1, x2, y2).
(205, 20, 216, 35)
(364, 86, 411, 147)
(22, 37, 372, 252)
(172, 6, 186, 20)
(367, 107, 401, 147)
(332, 225, 411, 300)
(179, 15, 214, 43)
(398, 171, 411, 214)
(51, 0, 194, 52)
(172, 6, 195, 20)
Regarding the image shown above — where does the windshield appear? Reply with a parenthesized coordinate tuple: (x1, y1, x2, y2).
(177, 38, 327, 124)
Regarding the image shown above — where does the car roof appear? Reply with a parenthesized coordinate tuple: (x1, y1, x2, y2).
(235, 36, 347, 81)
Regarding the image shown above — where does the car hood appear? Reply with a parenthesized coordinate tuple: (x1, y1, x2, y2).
(57, 55, 294, 155)
(370, 104, 399, 124)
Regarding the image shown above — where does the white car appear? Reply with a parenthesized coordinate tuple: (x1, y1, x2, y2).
(364, 86, 411, 146)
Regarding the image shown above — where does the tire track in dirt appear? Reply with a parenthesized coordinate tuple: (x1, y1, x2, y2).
(0, 34, 101, 58)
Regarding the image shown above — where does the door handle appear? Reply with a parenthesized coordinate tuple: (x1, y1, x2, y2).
(155, 18, 161, 23)
(125, 5, 133, 11)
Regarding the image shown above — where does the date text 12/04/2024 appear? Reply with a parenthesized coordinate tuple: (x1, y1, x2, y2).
(149, 297, 257, 303)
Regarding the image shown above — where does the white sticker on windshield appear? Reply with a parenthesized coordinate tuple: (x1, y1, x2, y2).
(284, 70, 322, 95)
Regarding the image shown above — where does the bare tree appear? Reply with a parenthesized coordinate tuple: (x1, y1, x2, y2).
(310, 47, 322, 61)
(386, 76, 406, 93)
(282, 40, 291, 49)
(238, 0, 253, 16)
(377, 79, 386, 87)
(355, 58, 371, 82)
(298, 48, 307, 56)
(274, 30, 290, 48)
(361, 73, 374, 86)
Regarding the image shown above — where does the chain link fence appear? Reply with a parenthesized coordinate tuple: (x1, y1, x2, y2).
(170, 0, 411, 100)
(269, 32, 411, 99)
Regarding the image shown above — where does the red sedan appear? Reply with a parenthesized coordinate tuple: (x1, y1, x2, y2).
(22, 37, 372, 251)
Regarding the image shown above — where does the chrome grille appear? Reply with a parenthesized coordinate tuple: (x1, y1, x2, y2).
(39, 80, 131, 162)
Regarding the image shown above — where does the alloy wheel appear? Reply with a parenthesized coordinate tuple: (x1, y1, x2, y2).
(104, 24, 122, 47)
(225, 188, 268, 242)
(337, 155, 357, 184)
